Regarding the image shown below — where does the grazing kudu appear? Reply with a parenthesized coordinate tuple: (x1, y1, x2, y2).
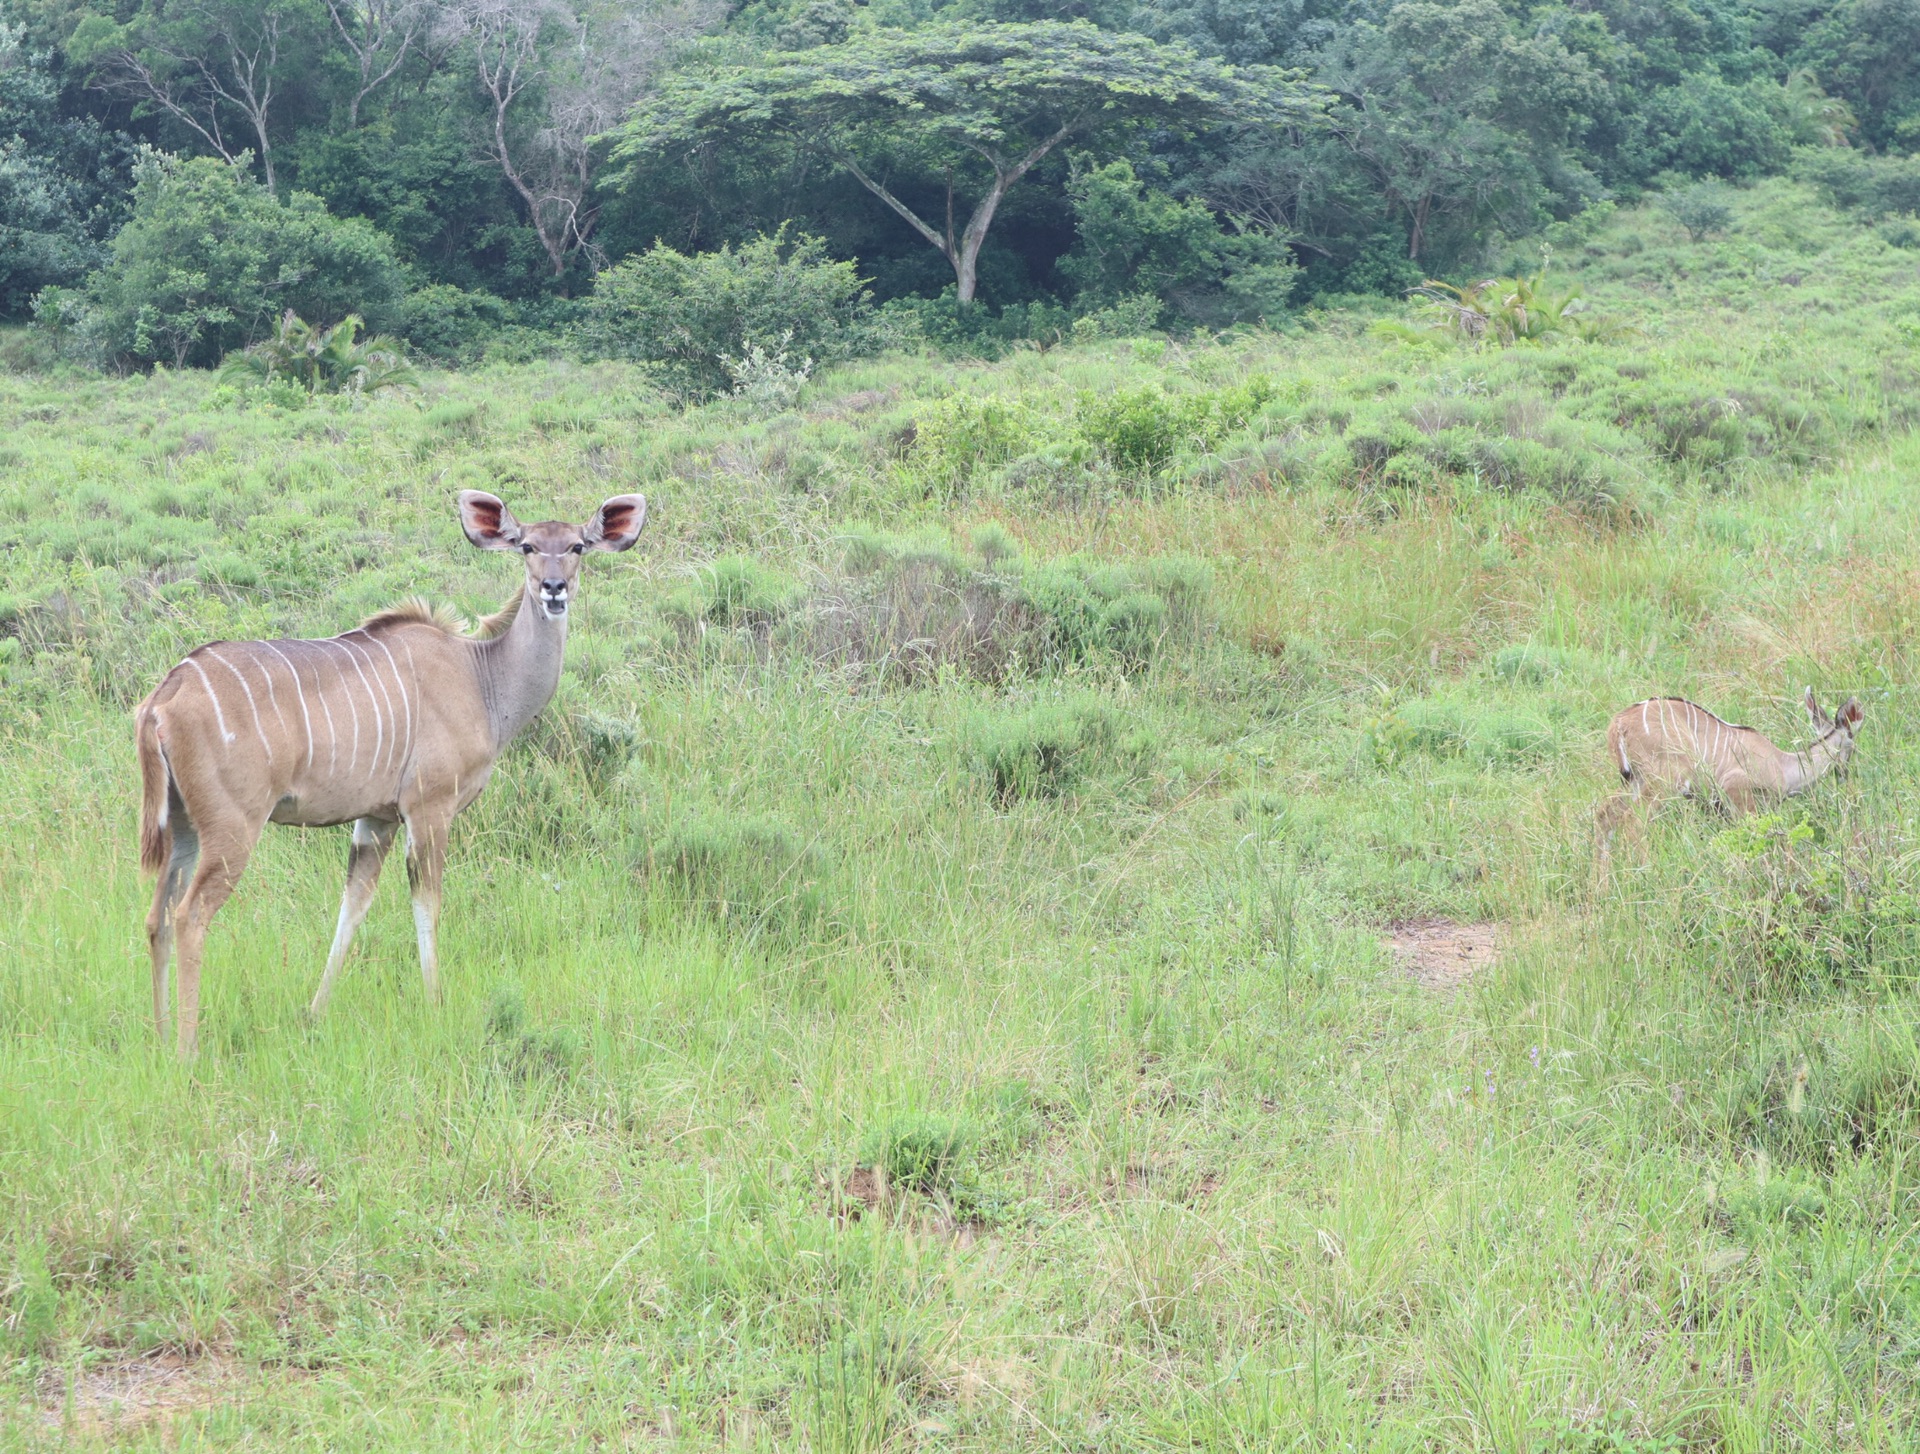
(135, 490, 646, 1055)
(1595, 688, 1864, 881)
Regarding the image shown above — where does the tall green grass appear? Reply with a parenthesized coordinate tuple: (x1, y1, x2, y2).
(5, 181, 1920, 1447)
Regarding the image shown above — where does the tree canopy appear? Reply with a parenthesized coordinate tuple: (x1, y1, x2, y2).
(611, 22, 1325, 301)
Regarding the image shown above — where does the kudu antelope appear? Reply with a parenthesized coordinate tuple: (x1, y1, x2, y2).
(135, 490, 646, 1055)
(1595, 689, 1864, 879)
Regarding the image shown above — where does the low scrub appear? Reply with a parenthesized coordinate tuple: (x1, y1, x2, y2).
(1368, 696, 1562, 769)
(1678, 816, 1920, 997)
(964, 695, 1152, 802)
(636, 808, 830, 940)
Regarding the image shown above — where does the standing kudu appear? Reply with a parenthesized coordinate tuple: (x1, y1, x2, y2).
(1595, 689, 1864, 881)
(135, 490, 646, 1055)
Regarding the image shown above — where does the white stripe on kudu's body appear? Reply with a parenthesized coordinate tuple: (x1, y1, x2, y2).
(1596, 689, 1864, 882)
(135, 491, 647, 1057)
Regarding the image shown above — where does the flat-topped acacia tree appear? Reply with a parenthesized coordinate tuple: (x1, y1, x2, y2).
(608, 22, 1325, 304)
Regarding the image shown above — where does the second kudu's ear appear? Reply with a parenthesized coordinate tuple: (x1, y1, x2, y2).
(1840, 697, 1864, 729)
(1804, 685, 1831, 729)
(459, 490, 524, 550)
(583, 494, 647, 552)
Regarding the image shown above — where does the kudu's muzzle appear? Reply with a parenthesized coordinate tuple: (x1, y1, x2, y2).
(539, 577, 569, 618)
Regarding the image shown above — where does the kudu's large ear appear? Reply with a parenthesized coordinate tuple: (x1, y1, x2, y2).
(583, 493, 647, 553)
(1804, 685, 1831, 729)
(458, 490, 524, 550)
(1839, 697, 1864, 730)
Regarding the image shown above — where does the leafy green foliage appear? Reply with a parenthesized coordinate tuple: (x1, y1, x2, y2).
(859, 1116, 969, 1196)
(611, 22, 1325, 303)
(1062, 158, 1299, 324)
(218, 310, 416, 396)
(1659, 182, 1735, 242)
(1076, 378, 1274, 472)
(42, 154, 402, 369)
(581, 228, 881, 399)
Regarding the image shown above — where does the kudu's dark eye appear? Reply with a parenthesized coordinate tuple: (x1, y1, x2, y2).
(569, 543, 585, 554)
(521, 543, 535, 555)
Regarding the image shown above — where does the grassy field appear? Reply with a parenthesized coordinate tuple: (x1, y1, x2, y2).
(6, 180, 1920, 1449)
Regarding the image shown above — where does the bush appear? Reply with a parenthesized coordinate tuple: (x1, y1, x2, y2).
(859, 1116, 969, 1196)
(1076, 379, 1273, 474)
(910, 395, 1037, 489)
(46, 153, 404, 369)
(485, 987, 582, 1083)
(1793, 147, 1920, 219)
(1659, 183, 1735, 242)
(1680, 815, 1920, 997)
(1367, 697, 1558, 768)
(581, 226, 884, 399)
(661, 556, 804, 637)
(1062, 159, 1299, 326)
(965, 697, 1148, 802)
(638, 810, 828, 938)
(393, 284, 513, 364)
(219, 311, 416, 396)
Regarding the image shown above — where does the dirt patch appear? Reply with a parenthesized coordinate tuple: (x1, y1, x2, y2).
(36, 1352, 242, 1434)
(1386, 918, 1500, 990)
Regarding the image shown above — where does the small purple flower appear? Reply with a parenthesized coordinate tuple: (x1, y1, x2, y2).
(1485, 1069, 1496, 1096)
(1528, 1045, 1541, 1070)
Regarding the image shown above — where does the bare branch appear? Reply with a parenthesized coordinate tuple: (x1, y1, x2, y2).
(326, 0, 427, 127)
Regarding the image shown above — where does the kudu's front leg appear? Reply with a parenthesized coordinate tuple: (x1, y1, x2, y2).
(309, 817, 399, 1016)
(402, 805, 455, 1004)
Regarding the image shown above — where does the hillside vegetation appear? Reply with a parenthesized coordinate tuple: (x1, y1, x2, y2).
(6, 183, 1920, 1447)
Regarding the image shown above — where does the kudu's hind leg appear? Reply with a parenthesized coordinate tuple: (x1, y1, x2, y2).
(1593, 789, 1643, 890)
(145, 808, 200, 1042)
(170, 818, 259, 1058)
(309, 817, 399, 1017)
(402, 804, 454, 1004)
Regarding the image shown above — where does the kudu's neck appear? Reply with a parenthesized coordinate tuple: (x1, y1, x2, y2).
(473, 587, 568, 748)
(1781, 732, 1849, 796)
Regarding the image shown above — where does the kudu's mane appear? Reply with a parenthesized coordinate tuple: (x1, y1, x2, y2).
(359, 586, 524, 642)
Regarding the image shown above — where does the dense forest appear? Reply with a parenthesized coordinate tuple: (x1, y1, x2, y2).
(4, 0, 1920, 367)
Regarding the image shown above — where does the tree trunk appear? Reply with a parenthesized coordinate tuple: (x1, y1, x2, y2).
(953, 178, 1008, 305)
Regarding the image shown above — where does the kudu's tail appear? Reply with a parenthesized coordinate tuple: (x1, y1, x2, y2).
(136, 698, 170, 875)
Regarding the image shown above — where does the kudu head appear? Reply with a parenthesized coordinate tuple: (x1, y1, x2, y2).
(458, 490, 648, 620)
(1804, 686, 1866, 767)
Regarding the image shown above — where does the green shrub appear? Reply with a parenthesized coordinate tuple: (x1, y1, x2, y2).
(859, 1115, 969, 1196)
(965, 697, 1142, 801)
(1794, 147, 1920, 219)
(1488, 644, 1567, 684)
(581, 226, 884, 399)
(218, 311, 416, 397)
(910, 395, 1037, 489)
(1062, 159, 1299, 326)
(662, 556, 804, 635)
(394, 285, 513, 364)
(1368, 698, 1558, 768)
(1680, 816, 1920, 997)
(485, 987, 582, 1083)
(638, 810, 828, 937)
(1659, 183, 1735, 242)
(46, 154, 403, 369)
(1075, 378, 1274, 474)
(1018, 554, 1212, 669)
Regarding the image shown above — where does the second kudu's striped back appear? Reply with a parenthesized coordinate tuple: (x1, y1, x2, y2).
(1595, 688, 1864, 880)
(136, 490, 647, 1056)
